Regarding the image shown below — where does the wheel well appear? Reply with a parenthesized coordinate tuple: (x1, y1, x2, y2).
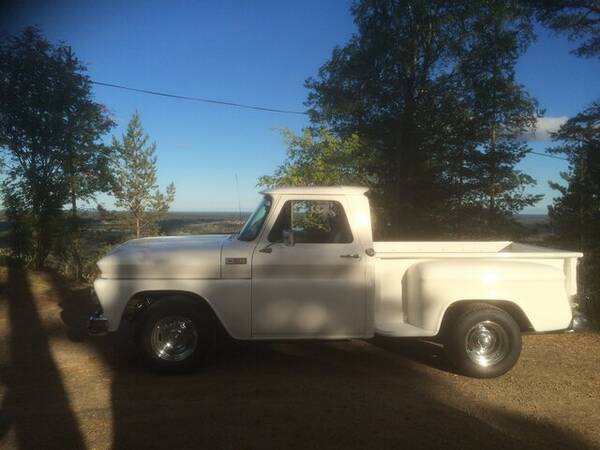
(439, 300, 534, 335)
(122, 290, 229, 336)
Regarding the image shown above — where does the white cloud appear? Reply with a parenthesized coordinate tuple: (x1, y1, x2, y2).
(523, 116, 569, 142)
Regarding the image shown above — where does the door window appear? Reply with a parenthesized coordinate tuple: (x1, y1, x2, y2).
(268, 200, 353, 244)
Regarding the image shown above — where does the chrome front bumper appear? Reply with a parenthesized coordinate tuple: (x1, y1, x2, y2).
(88, 288, 109, 335)
(88, 310, 109, 335)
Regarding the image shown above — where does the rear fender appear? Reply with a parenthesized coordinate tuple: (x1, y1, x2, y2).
(405, 259, 572, 333)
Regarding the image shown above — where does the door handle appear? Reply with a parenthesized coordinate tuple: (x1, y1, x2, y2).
(340, 254, 360, 259)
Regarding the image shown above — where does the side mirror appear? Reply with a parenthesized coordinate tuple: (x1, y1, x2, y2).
(282, 229, 295, 247)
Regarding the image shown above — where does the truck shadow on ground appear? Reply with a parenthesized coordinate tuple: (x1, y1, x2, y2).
(1, 264, 594, 450)
(369, 335, 455, 373)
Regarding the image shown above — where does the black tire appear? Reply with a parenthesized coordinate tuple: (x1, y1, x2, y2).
(135, 296, 216, 374)
(445, 303, 521, 378)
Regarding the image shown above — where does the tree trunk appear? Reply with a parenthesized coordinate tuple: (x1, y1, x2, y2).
(70, 190, 82, 280)
(32, 168, 46, 270)
(579, 152, 586, 252)
(67, 153, 82, 280)
(488, 125, 497, 226)
(456, 146, 465, 239)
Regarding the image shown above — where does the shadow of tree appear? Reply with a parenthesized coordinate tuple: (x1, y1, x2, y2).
(0, 262, 86, 449)
(14, 269, 596, 450)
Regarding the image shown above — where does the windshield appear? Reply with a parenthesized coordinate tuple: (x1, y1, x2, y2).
(238, 195, 272, 241)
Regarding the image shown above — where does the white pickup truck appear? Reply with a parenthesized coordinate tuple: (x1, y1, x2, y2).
(90, 186, 582, 377)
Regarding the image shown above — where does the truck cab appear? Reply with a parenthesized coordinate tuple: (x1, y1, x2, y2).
(223, 186, 373, 338)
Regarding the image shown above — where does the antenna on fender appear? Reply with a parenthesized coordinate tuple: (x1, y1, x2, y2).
(235, 173, 242, 222)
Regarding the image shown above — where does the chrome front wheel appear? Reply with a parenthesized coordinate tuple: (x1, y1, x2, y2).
(137, 297, 216, 373)
(150, 316, 199, 362)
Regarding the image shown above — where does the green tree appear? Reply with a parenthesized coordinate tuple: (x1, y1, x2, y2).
(56, 47, 115, 219)
(111, 112, 175, 238)
(530, 0, 600, 58)
(306, 0, 475, 237)
(59, 47, 115, 278)
(305, 0, 540, 238)
(258, 127, 368, 188)
(0, 27, 114, 268)
(453, 1, 542, 236)
(534, 1, 600, 324)
(548, 102, 600, 325)
(424, 76, 485, 237)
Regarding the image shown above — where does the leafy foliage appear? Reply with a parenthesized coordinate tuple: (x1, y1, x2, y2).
(290, 0, 541, 238)
(0, 27, 114, 268)
(110, 112, 176, 238)
(305, 0, 473, 237)
(450, 1, 543, 236)
(548, 101, 600, 326)
(59, 48, 115, 278)
(258, 128, 369, 188)
(1, 183, 35, 261)
(530, 0, 600, 58)
(536, 0, 600, 325)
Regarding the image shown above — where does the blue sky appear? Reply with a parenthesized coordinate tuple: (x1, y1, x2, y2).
(2, 0, 599, 213)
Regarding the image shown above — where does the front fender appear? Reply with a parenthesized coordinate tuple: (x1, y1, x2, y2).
(93, 278, 251, 338)
(405, 259, 572, 333)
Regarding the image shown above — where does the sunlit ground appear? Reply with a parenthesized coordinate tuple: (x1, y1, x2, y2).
(0, 265, 598, 450)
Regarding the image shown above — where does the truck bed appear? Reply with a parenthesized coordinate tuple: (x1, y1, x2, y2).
(372, 241, 582, 337)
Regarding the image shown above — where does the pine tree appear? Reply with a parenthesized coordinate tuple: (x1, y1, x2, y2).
(111, 112, 175, 238)
(305, 0, 475, 238)
(59, 46, 114, 278)
(304, 0, 540, 238)
(530, 0, 600, 58)
(535, 1, 600, 325)
(548, 102, 600, 325)
(452, 2, 543, 236)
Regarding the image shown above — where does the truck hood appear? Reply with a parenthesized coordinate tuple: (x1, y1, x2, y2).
(97, 235, 228, 279)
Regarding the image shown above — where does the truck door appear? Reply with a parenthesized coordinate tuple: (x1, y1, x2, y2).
(251, 197, 367, 337)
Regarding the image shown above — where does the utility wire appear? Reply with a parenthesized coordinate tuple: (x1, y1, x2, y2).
(91, 80, 308, 115)
(91, 81, 571, 162)
(529, 150, 569, 161)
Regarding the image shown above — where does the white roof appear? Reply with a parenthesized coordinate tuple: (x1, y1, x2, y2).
(261, 185, 369, 196)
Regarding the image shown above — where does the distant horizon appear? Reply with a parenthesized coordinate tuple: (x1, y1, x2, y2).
(0, 208, 549, 216)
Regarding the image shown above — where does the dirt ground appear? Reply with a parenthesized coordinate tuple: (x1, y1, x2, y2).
(0, 264, 598, 450)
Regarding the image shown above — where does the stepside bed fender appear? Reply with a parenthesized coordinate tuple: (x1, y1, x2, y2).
(404, 259, 572, 333)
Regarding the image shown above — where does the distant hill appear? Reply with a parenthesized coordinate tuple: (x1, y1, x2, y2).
(515, 214, 550, 226)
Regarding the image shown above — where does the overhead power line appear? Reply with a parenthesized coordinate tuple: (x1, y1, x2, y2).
(91, 80, 308, 115)
(89, 80, 571, 163)
(529, 150, 568, 161)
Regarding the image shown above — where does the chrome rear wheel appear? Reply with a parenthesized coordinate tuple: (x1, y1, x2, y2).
(465, 320, 509, 368)
(445, 304, 521, 378)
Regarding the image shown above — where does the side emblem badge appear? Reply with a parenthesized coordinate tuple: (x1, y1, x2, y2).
(225, 257, 247, 265)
